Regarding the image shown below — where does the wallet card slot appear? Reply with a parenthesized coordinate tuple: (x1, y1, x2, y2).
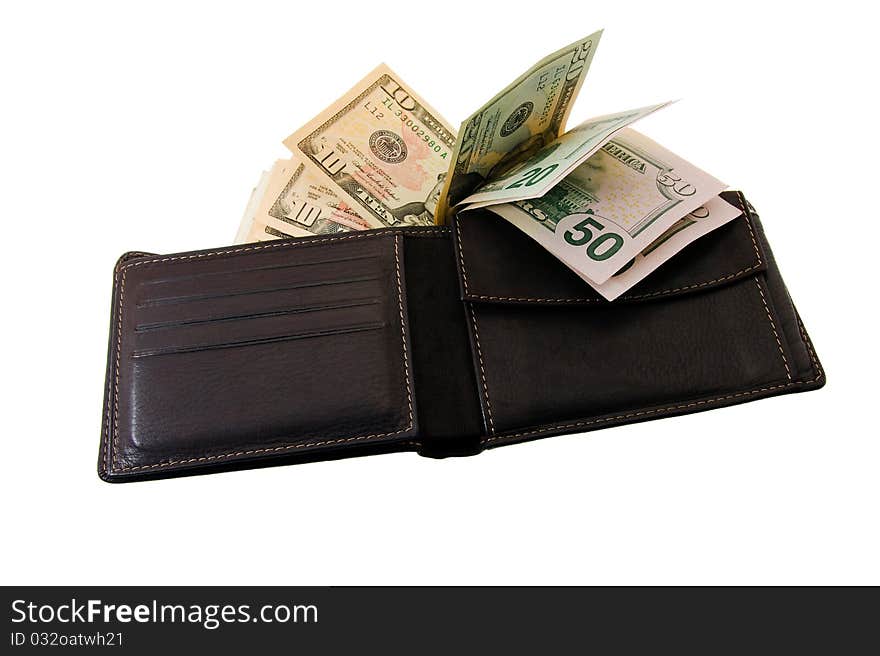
(135, 298, 380, 332)
(132, 292, 385, 354)
(137, 274, 380, 308)
(135, 251, 384, 306)
(134, 276, 387, 329)
(131, 321, 386, 358)
(140, 253, 379, 286)
(119, 321, 411, 469)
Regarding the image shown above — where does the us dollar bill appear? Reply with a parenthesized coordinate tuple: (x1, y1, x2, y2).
(459, 102, 671, 210)
(283, 64, 456, 228)
(434, 30, 603, 222)
(263, 154, 378, 234)
(235, 168, 272, 243)
(236, 157, 374, 244)
(568, 195, 741, 300)
(487, 128, 727, 285)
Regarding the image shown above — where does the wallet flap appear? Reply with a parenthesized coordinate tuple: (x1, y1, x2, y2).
(454, 190, 766, 305)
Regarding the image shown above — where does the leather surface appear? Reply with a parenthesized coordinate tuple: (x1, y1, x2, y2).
(100, 231, 423, 481)
(99, 192, 825, 481)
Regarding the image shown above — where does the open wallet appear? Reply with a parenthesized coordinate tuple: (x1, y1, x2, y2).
(98, 191, 825, 482)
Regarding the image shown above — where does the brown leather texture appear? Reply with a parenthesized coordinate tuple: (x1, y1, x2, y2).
(99, 191, 824, 482)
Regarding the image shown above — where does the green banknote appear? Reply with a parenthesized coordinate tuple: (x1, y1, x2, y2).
(487, 128, 727, 285)
(459, 102, 671, 210)
(435, 30, 603, 221)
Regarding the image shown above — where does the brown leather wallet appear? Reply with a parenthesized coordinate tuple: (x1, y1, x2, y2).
(98, 191, 825, 482)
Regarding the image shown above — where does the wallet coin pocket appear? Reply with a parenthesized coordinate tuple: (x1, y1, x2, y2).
(454, 192, 822, 442)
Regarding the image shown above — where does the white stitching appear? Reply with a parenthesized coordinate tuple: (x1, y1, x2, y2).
(482, 376, 821, 446)
(469, 306, 495, 435)
(107, 231, 418, 474)
(737, 191, 763, 266)
(118, 228, 449, 272)
(455, 217, 495, 435)
(457, 192, 762, 303)
(454, 214, 472, 295)
(102, 256, 133, 475)
(392, 235, 415, 430)
(102, 251, 151, 473)
(111, 261, 127, 471)
(795, 313, 824, 382)
(114, 431, 419, 472)
(754, 278, 792, 381)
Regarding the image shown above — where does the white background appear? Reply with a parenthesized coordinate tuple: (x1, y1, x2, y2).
(1, 0, 877, 585)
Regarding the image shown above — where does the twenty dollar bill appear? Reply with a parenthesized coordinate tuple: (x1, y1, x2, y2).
(459, 102, 671, 209)
(435, 30, 603, 221)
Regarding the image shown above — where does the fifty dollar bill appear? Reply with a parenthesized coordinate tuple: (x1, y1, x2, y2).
(567, 195, 741, 300)
(487, 128, 728, 285)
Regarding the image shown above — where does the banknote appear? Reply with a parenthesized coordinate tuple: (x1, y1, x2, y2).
(435, 30, 603, 222)
(238, 159, 331, 243)
(262, 154, 378, 234)
(235, 168, 271, 243)
(242, 159, 306, 242)
(236, 157, 377, 243)
(487, 128, 727, 284)
(568, 195, 741, 300)
(283, 64, 456, 228)
(458, 102, 671, 210)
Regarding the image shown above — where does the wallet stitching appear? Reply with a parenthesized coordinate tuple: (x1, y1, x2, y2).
(102, 253, 144, 476)
(393, 235, 415, 433)
(106, 232, 417, 474)
(480, 274, 823, 446)
(458, 191, 763, 303)
(754, 278, 792, 381)
(469, 305, 496, 436)
(796, 313, 823, 382)
(454, 214, 473, 296)
(482, 376, 821, 445)
(109, 261, 129, 473)
(455, 220, 495, 435)
(116, 228, 450, 272)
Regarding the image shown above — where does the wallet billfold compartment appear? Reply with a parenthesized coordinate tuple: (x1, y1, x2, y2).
(99, 191, 825, 482)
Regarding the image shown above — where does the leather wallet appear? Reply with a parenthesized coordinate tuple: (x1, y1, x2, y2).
(98, 191, 825, 482)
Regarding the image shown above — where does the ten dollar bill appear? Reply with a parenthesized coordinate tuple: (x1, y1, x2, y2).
(283, 64, 456, 227)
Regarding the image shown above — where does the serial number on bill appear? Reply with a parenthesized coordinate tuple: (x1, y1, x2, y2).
(10, 631, 123, 647)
